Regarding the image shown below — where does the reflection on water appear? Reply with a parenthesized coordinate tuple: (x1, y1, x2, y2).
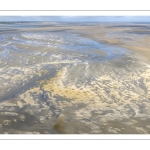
(0, 31, 129, 62)
(0, 22, 150, 134)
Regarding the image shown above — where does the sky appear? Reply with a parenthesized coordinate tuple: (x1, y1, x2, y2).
(0, 16, 150, 22)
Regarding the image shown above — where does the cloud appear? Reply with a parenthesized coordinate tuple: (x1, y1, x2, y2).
(0, 16, 150, 22)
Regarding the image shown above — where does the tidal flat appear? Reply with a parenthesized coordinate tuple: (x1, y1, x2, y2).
(0, 22, 150, 134)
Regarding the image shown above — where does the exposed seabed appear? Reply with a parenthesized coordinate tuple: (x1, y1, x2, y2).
(0, 22, 150, 134)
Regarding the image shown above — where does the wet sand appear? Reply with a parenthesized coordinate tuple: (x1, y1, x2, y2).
(0, 22, 150, 134)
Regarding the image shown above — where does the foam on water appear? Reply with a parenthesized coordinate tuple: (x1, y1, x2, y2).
(0, 23, 150, 134)
(1, 31, 129, 62)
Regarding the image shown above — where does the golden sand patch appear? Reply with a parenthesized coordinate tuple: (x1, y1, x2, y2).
(20, 91, 36, 105)
(36, 69, 49, 77)
(44, 83, 96, 101)
(29, 87, 41, 93)
(42, 67, 97, 102)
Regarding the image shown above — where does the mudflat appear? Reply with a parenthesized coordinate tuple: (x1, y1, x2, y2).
(0, 22, 150, 134)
